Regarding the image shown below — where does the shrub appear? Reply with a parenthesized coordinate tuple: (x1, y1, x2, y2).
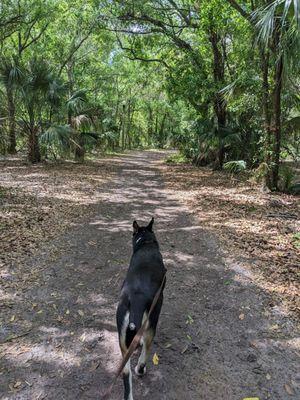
(224, 160, 246, 173)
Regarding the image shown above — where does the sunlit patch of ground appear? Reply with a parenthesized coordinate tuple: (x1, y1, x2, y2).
(161, 162, 300, 319)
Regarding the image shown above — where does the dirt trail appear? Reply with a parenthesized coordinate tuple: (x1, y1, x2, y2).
(1, 151, 299, 400)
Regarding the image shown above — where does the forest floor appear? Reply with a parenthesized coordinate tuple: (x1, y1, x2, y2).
(0, 151, 299, 400)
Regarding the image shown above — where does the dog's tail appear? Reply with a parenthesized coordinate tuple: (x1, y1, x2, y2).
(126, 296, 148, 347)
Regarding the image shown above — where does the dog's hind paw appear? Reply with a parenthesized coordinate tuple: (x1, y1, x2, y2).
(135, 364, 146, 377)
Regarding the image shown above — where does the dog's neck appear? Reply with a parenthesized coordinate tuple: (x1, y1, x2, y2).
(133, 237, 158, 252)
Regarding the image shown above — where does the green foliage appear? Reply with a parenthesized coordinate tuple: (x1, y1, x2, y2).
(165, 153, 189, 164)
(224, 160, 247, 173)
(289, 182, 300, 194)
(252, 162, 270, 184)
(278, 164, 295, 191)
(0, 0, 298, 192)
(40, 125, 73, 149)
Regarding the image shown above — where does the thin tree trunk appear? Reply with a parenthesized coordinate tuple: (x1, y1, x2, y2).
(148, 106, 153, 146)
(271, 54, 283, 189)
(159, 113, 167, 148)
(126, 99, 131, 149)
(217, 145, 226, 170)
(260, 47, 272, 188)
(6, 85, 17, 154)
(154, 114, 158, 135)
(209, 30, 227, 169)
(121, 103, 126, 150)
(74, 135, 85, 162)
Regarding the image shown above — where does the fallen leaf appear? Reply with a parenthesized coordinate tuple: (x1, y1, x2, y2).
(186, 314, 194, 324)
(270, 324, 280, 331)
(78, 310, 84, 317)
(239, 313, 245, 320)
(243, 398, 259, 400)
(181, 344, 189, 354)
(284, 383, 294, 395)
(90, 361, 100, 371)
(80, 333, 86, 342)
(10, 315, 15, 322)
(65, 309, 70, 315)
(152, 352, 159, 365)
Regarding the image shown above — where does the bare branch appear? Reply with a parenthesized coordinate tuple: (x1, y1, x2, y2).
(58, 29, 94, 76)
(116, 35, 170, 69)
(21, 23, 49, 53)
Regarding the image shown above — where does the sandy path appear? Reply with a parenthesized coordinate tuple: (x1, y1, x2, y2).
(1, 151, 299, 400)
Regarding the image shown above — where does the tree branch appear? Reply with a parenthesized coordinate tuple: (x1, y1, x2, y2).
(21, 23, 49, 53)
(58, 29, 93, 76)
(118, 12, 202, 68)
(116, 35, 171, 69)
(226, 0, 253, 23)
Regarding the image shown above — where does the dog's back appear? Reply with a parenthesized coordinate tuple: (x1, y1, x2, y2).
(116, 218, 166, 400)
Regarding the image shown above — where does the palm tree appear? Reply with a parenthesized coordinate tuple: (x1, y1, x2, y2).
(0, 57, 22, 154)
(195, 118, 241, 169)
(66, 90, 98, 162)
(17, 58, 65, 162)
(254, 0, 300, 189)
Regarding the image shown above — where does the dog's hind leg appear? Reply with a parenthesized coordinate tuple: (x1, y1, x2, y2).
(135, 327, 154, 377)
(135, 295, 163, 377)
(122, 358, 133, 400)
(117, 306, 134, 400)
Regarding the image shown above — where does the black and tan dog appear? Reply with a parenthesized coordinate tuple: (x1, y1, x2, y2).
(116, 218, 166, 400)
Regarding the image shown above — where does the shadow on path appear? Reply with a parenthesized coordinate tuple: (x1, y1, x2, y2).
(0, 151, 299, 400)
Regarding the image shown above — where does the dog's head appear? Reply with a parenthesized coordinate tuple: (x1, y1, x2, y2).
(132, 217, 156, 248)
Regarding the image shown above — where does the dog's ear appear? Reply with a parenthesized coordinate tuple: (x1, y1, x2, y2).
(146, 217, 154, 232)
(133, 220, 139, 234)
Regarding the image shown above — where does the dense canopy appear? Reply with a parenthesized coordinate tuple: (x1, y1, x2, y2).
(0, 0, 299, 190)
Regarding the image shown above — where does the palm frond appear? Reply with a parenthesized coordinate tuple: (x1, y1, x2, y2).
(293, 0, 300, 27)
(79, 131, 98, 145)
(0, 58, 23, 86)
(72, 114, 91, 128)
(40, 125, 73, 149)
(224, 160, 247, 173)
(67, 89, 87, 115)
(253, 1, 276, 44)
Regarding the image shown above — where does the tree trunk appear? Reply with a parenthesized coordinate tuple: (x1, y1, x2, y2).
(6, 85, 17, 154)
(147, 106, 153, 146)
(260, 47, 272, 188)
(28, 127, 41, 163)
(271, 54, 283, 189)
(217, 145, 226, 170)
(126, 99, 132, 149)
(74, 145, 85, 162)
(121, 103, 126, 149)
(159, 113, 167, 148)
(209, 30, 227, 169)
